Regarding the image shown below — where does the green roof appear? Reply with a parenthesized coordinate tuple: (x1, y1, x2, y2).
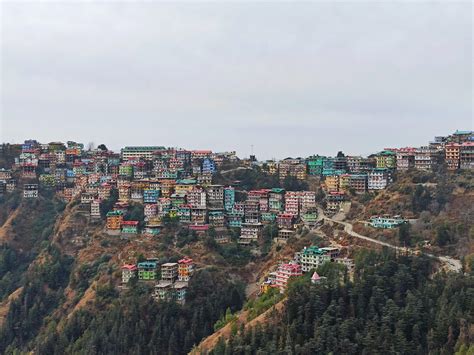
(302, 246, 326, 256)
(107, 211, 123, 217)
(454, 130, 473, 135)
(176, 179, 197, 184)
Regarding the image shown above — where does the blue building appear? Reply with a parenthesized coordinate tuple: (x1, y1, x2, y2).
(202, 158, 216, 174)
(224, 186, 235, 211)
(144, 188, 160, 203)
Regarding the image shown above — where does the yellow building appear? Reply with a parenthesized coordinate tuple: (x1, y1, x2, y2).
(106, 211, 123, 230)
(325, 175, 340, 192)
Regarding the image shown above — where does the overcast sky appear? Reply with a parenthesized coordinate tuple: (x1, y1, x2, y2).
(1, 1, 472, 159)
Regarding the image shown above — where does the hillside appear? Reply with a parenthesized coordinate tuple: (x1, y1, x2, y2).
(0, 168, 472, 354)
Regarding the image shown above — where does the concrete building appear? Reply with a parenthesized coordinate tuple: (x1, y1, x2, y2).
(274, 263, 303, 293)
(295, 246, 331, 272)
(178, 257, 194, 282)
(138, 261, 158, 280)
(239, 223, 263, 245)
(161, 263, 178, 283)
(368, 169, 391, 190)
(121, 264, 137, 284)
(23, 183, 39, 198)
(370, 215, 406, 229)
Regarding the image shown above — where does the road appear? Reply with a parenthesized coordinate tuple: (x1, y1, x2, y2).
(318, 208, 462, 272)
(220, 166, 252, 174)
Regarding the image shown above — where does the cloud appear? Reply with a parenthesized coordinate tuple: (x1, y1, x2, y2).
(1, 1, 472, 159)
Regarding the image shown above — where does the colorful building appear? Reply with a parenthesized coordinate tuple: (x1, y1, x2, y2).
(121, 220, 139, 234)
(106, 210, 123, 230)
(274, 263, 303, 293)
(178, 257, 194, 282)
(138, 261, 158, 280)
(122, 264, 137, 284)
(295, 246, 331, 272)
(370, 215, 406, 229)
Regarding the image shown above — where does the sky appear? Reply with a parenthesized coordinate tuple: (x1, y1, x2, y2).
(0, 1, 472, 160)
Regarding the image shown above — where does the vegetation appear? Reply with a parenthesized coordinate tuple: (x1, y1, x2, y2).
(31, 269, 245, 355)
(244, 287, 283, 321)
(211, 251, 474, 354)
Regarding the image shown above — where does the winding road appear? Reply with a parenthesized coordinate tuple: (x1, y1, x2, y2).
(318, 208, 462, 272)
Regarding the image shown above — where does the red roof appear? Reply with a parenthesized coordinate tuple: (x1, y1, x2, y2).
(178, 257, 193, 264)
(122, 221, 139, 226)
(122, 264, 137, 271)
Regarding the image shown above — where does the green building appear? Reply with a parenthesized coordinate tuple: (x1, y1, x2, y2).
(138, 261, 158, 280)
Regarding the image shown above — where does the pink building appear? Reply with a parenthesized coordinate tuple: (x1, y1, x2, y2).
(274, 263, 303, 293)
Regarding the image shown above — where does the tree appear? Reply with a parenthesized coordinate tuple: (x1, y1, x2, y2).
(398, 223, 411, 246)
(97, 144, 108, 151)
(435, 224, 451, 246)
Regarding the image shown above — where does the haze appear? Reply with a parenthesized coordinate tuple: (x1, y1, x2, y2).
(1, 1, 472, 159)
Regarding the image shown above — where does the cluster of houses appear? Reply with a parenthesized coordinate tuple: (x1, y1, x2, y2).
(121, 257, 194, 304)
(0, 130, 472, 239)
(260, 245, 354, 293)
(259, 130, 473, 182)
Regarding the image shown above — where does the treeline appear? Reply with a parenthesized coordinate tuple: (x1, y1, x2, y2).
(32, 268, 245, 355)
(0, 245, 74, 354)
(211, 251, 473, 355)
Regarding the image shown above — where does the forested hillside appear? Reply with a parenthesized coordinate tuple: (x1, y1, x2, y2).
(210, 251, 474, 355)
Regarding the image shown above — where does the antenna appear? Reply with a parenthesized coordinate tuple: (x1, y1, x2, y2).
(251, 144, 254, 157)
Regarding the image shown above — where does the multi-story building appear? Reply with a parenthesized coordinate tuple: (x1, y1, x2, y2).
(279, 159, 307, 181)
(324, 175, 339, 193)
(118, 184, 131, 202)
(138, 261, 158, 280)
(121, 146, 165, 161)
(0, 168, 12, 180)
(460, 142, 474, 170)
(306, 156, 324, 176)
(274, 263, 303, 293)
(178, 258, 194, 282)
(325, 191, 345, 214)
(445, 143, 461, 170)
(300, 191, 316, 213)
(376, 150, 396, 169)
(106, 210, 123, 230)
(239, 223, 263, 245)
(161, 262, 178, 282)
(276, 213, 294, 229)
(23, 184, 39, 198)
(276, 229, 295, 242)
(187, 187, 207, 208)
(224, 186, 235, 211)
(396, 148, 416, 171)
(208, 211, 225, 227)
(121, 264, 137, 284)
(284, 191, 300, 216)
(206, 185, 224, 208)
(347, 156, 376, 173)
(295, 246, 331, 272)
(90, 199, 101, 218)
(268, 188, 285, 213)
(226, 211, 243, 228)
(191, 207, 207, 224)
(414, 147, 439, 171)
(244, 200, 260, 223)
(368, 169, 391, 190)
(202, 158, 216, 174)
(121, 220, 139, 234)
(349, 174, 368, 194)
